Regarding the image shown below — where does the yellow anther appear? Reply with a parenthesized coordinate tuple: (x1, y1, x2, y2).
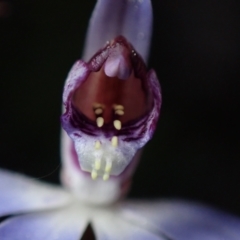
(94, 159, 101, 170)
(91, 170, 98, 180)
(105, 161, 112, 173)
(115, 109, 124, 116)
(111, 136, 118, 147)
(95, 108, 103, 115)
(93, 103, 104, 109)
(113, 104, 124, 110)
(95, 140, 101, 149)
(96, 117, 104, 127)
(103, 173, 109, 181)
(113, 120, 121, 130)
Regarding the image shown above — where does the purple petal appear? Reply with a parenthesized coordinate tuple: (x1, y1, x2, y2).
(83, 0, 152, 62)
(0, 205, 87, 240)
(0, 169, 72, 216)
(121, 200, 240, 240)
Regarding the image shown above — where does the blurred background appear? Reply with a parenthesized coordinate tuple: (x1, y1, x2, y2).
(1, 0, 240, 215)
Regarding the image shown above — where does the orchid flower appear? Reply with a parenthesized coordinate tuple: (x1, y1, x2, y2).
(1, 0, 240, 239)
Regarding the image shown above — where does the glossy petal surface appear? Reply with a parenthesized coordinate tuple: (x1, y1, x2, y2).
(83, 0, 152, 62)
(121, 200, 240, 240)
(0, 204, 87, 240)
(0, 169, 72, 216)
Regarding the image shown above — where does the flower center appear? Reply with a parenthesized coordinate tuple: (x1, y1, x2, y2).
(61, 37, 158, 181)
(72, 68, 147, 125)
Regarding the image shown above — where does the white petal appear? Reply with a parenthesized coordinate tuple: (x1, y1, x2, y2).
(0, 204, 88, 240)
(121, 200, 240, 240)
(92, 206, 166, 240)
(0, 169, 72, 216)
(83, 0, 152, 62)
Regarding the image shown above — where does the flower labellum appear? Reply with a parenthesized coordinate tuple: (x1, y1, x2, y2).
(60, 0, 161, 203)
(61, 36, 161, 179)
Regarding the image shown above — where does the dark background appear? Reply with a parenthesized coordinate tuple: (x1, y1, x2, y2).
(1, 0, 240, 216)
